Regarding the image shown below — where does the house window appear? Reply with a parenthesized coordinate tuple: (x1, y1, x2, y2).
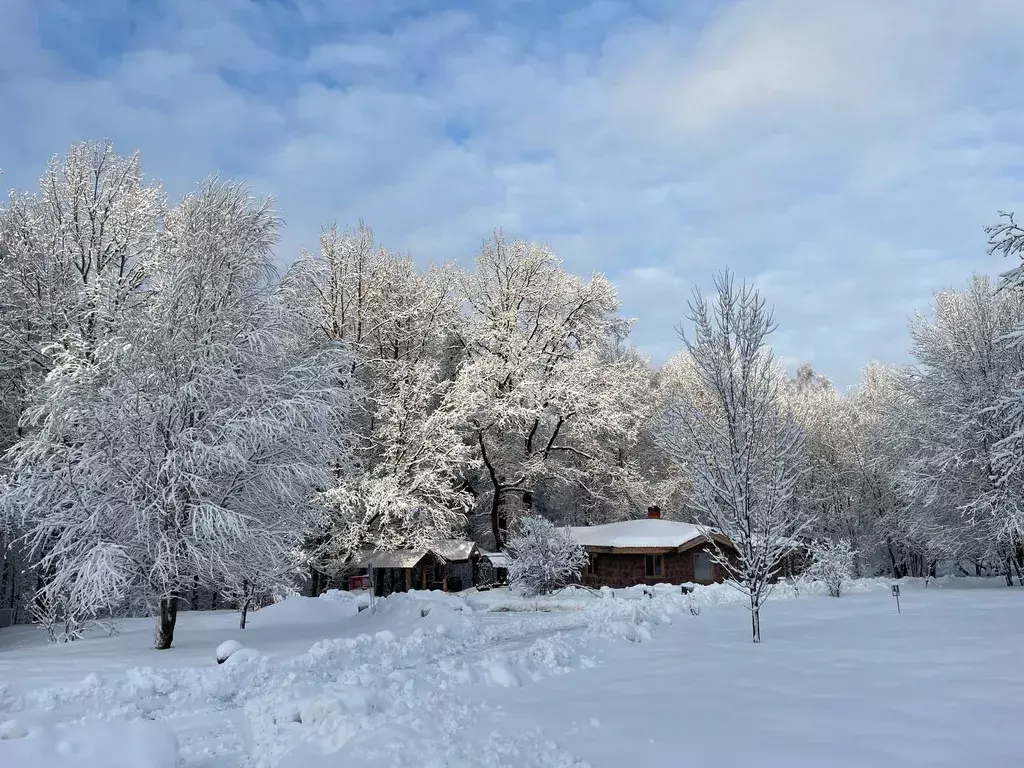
(586, 555, 596, 575)
(694, 552, 713, 582)
(645, 554, 664, 578)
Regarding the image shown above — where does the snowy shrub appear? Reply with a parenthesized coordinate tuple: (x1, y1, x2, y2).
(507, 516, 589, 597)
(216, 640, 244, 664)
(803, 539, 857, 597)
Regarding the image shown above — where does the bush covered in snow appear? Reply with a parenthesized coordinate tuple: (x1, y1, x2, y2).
(507, 516, 589, 597)
(217, 640, 244, 664)
(802, 539, 857, 597)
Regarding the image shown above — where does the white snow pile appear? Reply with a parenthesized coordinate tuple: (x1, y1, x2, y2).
(216, 639, 244, 663)
(243, 620, 592, 766)
(247, 589, 365, 626)
(0, 719, 178, 768)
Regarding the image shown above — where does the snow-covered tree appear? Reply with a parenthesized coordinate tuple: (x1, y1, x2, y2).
(0, 141, 165, 631)
(280, 223, 469, 562)
(896, 276, 1024, 580)
(658, 271, 812, 643)
(802, 538, 856, 597)
(451, 233, 649, 549)
(785, 365, 865, 572)
(2, 180, 356, 647)
(506, 515, 588, 597)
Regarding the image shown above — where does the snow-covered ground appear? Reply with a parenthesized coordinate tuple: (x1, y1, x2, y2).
(1, 579, 1020, 767)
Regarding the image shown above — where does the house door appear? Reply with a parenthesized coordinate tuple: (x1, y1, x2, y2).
(694, 552, 713, 582)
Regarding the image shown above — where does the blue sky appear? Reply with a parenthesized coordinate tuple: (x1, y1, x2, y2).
(3, 0, 1024, 388)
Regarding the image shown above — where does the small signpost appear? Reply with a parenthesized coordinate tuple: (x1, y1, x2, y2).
(891, 583, 901, 614)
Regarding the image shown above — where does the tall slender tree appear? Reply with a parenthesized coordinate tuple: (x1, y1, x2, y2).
(658, 271, 811, 643)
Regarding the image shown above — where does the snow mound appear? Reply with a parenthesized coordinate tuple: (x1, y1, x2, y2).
(244, 628, 593, 766)
(0, 719, 28, 740)
(249, 593, 361, 626)
(224, 647, 264, 665)
(0, 719, 178, 768)
(217, 640, 244, 664)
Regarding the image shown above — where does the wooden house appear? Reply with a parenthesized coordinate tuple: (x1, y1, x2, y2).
(570, 506, 736, 589)
(351, 540, 480, 597)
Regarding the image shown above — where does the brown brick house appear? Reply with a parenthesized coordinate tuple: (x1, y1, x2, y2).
(570, 507, 736, 589)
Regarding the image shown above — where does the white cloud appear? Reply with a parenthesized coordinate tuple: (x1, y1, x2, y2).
(2, 0, 1024, 388)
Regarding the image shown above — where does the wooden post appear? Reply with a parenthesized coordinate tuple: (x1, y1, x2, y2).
(405, 568, 412, 592)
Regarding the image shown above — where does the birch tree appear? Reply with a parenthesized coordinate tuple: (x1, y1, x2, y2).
(658, 271, 811, 643)
(3, 180, 356, 647)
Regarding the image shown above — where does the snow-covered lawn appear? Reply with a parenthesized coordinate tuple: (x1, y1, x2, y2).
(1, 579, 1020, 767)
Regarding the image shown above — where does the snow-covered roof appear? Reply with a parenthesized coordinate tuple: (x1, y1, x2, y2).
(352, 540, 479, 568)
(354, 550, 430, 569)
(480, 551, 510, 567)
(430, 539, 478, 562)
(569, 519, 711, 551)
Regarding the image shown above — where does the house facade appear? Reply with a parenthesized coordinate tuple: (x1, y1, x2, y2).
(571, 507, 735, 589)
(350, 540, 481, 597)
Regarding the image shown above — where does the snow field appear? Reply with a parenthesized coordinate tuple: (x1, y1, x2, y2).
(0, 577, 1008, 767)
(0, 718, 179, 768)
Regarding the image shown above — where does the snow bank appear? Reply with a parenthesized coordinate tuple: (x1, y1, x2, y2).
(0, 719, 177, 768)
(248, 591, 362, 627)
(244, 620, 592, 767)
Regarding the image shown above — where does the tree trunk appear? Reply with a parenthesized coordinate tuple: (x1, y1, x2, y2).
(1011, 556, 1024, 588)
(490, 486, 505, 551)
(750, 595, 761, 644)
(155, 596, 179, 650)
(239, 600, 249, 630)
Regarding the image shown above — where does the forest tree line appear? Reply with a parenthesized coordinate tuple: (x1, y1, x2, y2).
(1, 142, 1023, 643)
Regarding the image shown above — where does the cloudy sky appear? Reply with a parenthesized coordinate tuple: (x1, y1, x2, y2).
(3, 0, 1024, 388)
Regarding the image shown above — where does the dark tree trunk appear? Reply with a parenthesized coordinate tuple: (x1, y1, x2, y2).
(155, 596, 179, 650)
(490, 487, 505, 551)
(750, 595, 761, 644)
(239, 578, 252, 629)
(1013, 540, 1024, 586)
(1011, 556, 1024, 588)
(886, 543, 903, 579)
